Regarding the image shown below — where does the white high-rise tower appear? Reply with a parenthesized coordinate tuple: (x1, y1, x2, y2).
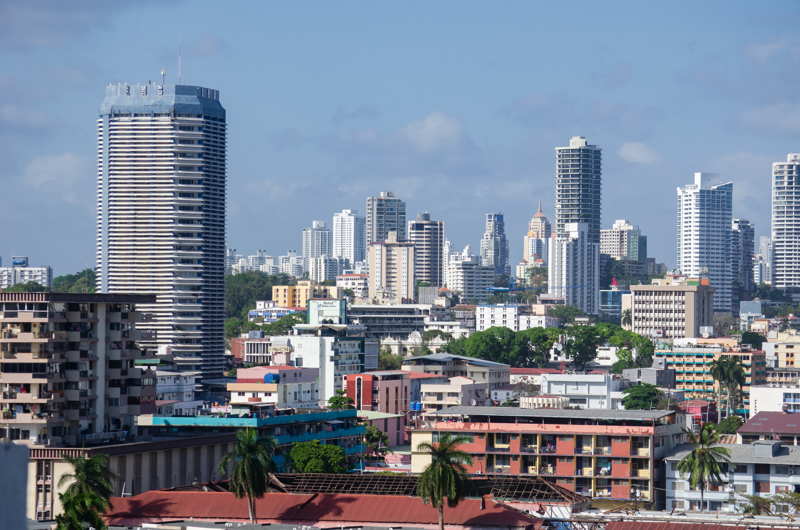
(676, 172, 733, 312)
(302, 220, 333, 258)
(96, 82, 226, 377)
(332, 209, 365, 264)
(772, 154, 800, 289)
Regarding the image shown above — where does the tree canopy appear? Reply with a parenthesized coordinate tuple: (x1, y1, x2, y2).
(225, 272, 294, 319)
(327, 389, 354, 410)
(2, 281, 47, 292)
(622, 383, 663, 410)
(289, 440, 347, 473)
(740, 331, 765, 349)
(446, 326, 560, 367)
(546, 305, 585, 323)
(52, 268, 96, 293)
(225, 312, 305, 339)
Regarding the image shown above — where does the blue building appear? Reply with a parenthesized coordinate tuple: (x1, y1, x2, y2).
(599, 286, 629, 322)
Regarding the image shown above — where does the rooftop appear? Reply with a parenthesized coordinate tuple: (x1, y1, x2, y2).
(739, 411, 800, 434)
(403, 352, 510, 368)
(357, 410, 404, 420)
(511, 367, 563, 375)
(434, 405, 674, 422)
(0, 292, 156, 303)
(665, 442, 800, 464)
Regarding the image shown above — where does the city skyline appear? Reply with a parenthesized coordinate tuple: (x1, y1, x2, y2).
(2, 2, 799, 275)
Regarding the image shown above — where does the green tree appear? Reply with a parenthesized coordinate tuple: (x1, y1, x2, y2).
(52, 269, 96, 293)
(217, 429, 276, 523)
(621, 309, 632, 328)
(713, 415, 744, 434)
(710, 357, 746, 417)
(3, 281, 47, 293)
(622, 383, 662, 410)
(738, 493, 774, 515)
(740, 331, 766, 349)
(289, 440, 347, 473)
(561, 325, 601, 370)
(327, 389, 354, 410)
(416, 433, 473, 530)
(379, 349, 403, 370)
(55, 454, 115, 530)
(547, 305, 585, 324)
(261, 313, 305, 335)
(364, 424, 391, 459)
(610, 348, 636, 374)
(676, 424, 730, 511)
(225, 272, 294, 319)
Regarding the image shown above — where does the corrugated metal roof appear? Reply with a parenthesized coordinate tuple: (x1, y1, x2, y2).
(435, 405, 673, 421)
(739, 411, 800, 434)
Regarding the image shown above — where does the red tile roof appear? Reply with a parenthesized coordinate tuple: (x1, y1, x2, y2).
(739, 411, 800, 435)
(105, 490, 540, 528)
(511, 368, 562, 375)
(407, 372, 447, 379)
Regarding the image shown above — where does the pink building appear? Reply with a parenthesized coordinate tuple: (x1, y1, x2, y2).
(344, 370, 411, 446)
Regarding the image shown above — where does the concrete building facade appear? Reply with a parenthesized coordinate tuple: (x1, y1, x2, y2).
(367, 231, 415, 304)
(772, 153, 800, 288)
(332, 209, 365, 264)
(479, 213, 510, 277)
(555, 136, 602, 243)
(301, 220, 332, 259)
(408, 212, 445, 287)
(548, 222, 600, 315)
(622, 275, 714, 339)
(366, 191, 406, 246)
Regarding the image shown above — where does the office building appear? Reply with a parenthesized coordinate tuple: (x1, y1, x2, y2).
(366, 191, 406, 245)
(772, 153, 800, 288)
(408, 212, 445, 286)
(347, 304, 432, 339)
(599, 284, 629, 322)
(0, 292, 155, 447)
(479, 213, 510, 277)
(367, 231, 415, 304)
(0, 257, 52, 290)
(730, 218, 755, 300)
(754, 235, 773, 286)
(332, 209, 365, 264)
(676, 172, 733, 312)
(555, 136, 602, 242)
(548, 222, 600, 315)
(411, 406, 683, 502)
(301, 220, 332, 259)
(538, 373, 625, 410)
(600, 220, 646, 262)
(622, 275, 714, 339)
(272, 280, 340, 309)
(96, 82, 226, 376)
(522, 202, 551, 266)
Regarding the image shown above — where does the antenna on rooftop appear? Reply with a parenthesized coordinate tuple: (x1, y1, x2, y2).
(160, 69, 166, 85)
(178, 47, 183, 83)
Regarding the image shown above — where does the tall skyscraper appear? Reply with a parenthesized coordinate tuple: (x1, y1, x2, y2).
(555, 136, 602, 243)
(730, 218, 755, 297)
(522, 202, 551, 266)
(408, 212, 445, 286)
(480, 213, 510, 277)
(301, 220, 333, 258)
(772, 153, 800, 289)
(548, 222, 600, 314)
(676, 172, 733, 312)
(366, 191, 406, 245)
(600, 219, 646, 262)
(367, 231, 415, 304)
(96, 82, 226, 376)
(332, 209, 365, 264)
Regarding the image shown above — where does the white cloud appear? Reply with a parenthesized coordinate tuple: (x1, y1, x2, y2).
(402, 112, 465, 154)
(741, 103, 800, 133)
(618, 142, 660, 164)
(20, 153, 90, 204)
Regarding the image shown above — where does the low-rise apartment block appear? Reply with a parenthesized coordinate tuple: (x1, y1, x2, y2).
(246, 300, 304, 323)
(750, 385, 800, 416)
(411, 406, 684, 503)
(336, 273, 369, 299)
(738, 411, 800, 444)
(402, 352, 510, 390)
(0, 292, 155, 447)
(272, 280, 340, 309)
(539, 373, 625, 409)
(343, 370, 409, 414)
(228, 366, 319, 410)
(475, 303, 559, 332)
(622, 275, 713, 339)
(419, 376, 490, 414)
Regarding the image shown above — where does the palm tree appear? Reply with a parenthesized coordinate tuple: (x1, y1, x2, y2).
(621, 309, 632, 328)
(218, 429, 276, 523)
(739, 493, 774, 515)
(56, 453, 115, 530)
(416, 433, 473, 530)
(676, 424, 730, 511)
(364, 424, 391, 460)
(710, 357, 746, 417)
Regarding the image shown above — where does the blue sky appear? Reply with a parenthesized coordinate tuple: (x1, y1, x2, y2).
(2, 1, 799, 274)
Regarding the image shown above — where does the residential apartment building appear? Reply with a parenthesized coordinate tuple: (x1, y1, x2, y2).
(665, 441, 800, 513)
(228, 333, 275, 365)
(332, 209, 366, 265)
(152, 369, 198, 402)
(730, 218, 755, 297)
(0, 292, 155, 447)
(0, 257, 52, 289)
(475, 304, 559, 332)
(408, 212, 445, 286)
(344, 370, 409, 414)
(555, 136, 602, 243)
(301, 220, 333, 259)
(600, 220, 646, 262)
(772, 153, 800, 288)
(367, 231, 415, 304)
(308, 255, 345, 283)
(336, 273, 369, 299)
(622, 275, 714, 339)
(766, 330, 800, 368)
(272, 280, 340, 309)
(228, 366, 319, 410)
(749, 385, 800, 416)
(479, 213, 510, 277)
(738, 411, 800, 444)
(676, 172, 733, 312)
(96, 83, 226, 377)
(246, 301, 303, 324)
(522, 202, 551, 267)
(538, 373, 625, 410)
(401, 352, 510, 390)
(419, 376, 490, 414)
(654, 343, 766, 411)
(412, 406, 684, 502)
(366, 191, 406, 245)
(347, 304, 433, 339)
(445, 255, 495, 303)
(548, 222, 600, 315)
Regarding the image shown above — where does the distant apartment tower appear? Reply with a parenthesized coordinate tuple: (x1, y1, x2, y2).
(96, 82, 226, 376)
(772, 154, 800, 288)
(446, 256, 495, 303)
(0, 257, 52, 289)
(600, 219, 646, 262)
(479, 213, 510, 277)
(522, 202, 551, 266)
(366, 192, 406, 245)
(368, 231, 415, 304)
(301, 220, 333, 258)
(548, 223, 599, 314)
(332, 209, 365, 264)
(555, 136, 602, 243)
(622, 275, 714, 339)
(408, 212, 445, 286)
(676, 172, 733, 312)
(730, 218, 755, 297)
(0, 292, 155, 447)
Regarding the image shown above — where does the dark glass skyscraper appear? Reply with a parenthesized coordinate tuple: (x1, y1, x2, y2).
(555, 136, 602, 243)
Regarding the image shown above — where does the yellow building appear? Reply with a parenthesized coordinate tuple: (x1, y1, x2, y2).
(272, 280, 340, 309)
(767, 331, 800, 368)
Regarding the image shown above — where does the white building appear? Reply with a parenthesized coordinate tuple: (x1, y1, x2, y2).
(308, 256, 344, 283)
(408, 212, 445, 286)
(475, 304, 559, 332)
(446, 255, 495, 304)
(96, 83, 226, 376)
(0, 259, 52, 290)
(538, 373, 625, 409)
(676, 172, 733, 312)
(749, 385, 800, 417)
(772, 153, 800, 288)
(278, 251, 306, 278)
(332, 209, 365, 265)
(154, 370, 199, 402)
(548, 222, 599, 315)
(227, 366, 319, 410)
(419, 376, 490, 415)
(368, 231, 415, 304)
(600, 219, 644, 261)
(301, 220, 333, 259)
(336, 273, 369, 299)
(522, 202, 551, 267)
(479, 213, 510, 277)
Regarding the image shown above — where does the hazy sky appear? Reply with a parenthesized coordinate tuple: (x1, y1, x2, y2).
(2, 1, 799, 275)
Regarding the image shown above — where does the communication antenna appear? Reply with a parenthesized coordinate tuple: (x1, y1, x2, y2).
(160, 69, 166, 85)
(178, 47, 183, 83)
